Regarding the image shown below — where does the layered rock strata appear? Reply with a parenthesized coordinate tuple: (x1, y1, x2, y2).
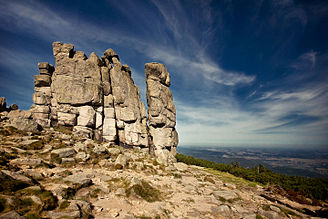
(145, 63, 178, 156)
(30, 62, 54, 127)
(30, 42, 174, 150)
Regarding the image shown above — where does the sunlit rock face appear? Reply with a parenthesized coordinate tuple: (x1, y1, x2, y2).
(145, 63, 178, 160)
(30, 42, 178, 153)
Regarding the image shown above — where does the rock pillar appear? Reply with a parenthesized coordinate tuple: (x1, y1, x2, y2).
(145, 63, 178, 157)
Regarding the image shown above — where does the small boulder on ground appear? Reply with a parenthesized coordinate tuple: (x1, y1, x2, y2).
(9, 117, 41, 132)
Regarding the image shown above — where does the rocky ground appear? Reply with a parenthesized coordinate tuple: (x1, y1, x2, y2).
(0, 118, 326, 218)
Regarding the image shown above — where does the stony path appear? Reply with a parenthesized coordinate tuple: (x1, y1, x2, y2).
(0, 124, 324, 218)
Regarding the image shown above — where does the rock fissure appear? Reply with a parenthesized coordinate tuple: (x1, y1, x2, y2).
(27, 42, 177, 159)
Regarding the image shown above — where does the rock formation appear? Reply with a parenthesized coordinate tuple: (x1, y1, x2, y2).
(0, 97, 6, 112)
(29, 42, 177, 155)
(145, 63, 178, 158)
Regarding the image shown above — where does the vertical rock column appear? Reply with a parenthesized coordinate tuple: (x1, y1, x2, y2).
(103, 49, 148, 147)
(145, 63, 178, 159)
(30, 63, 54, 127)
(100, 51, 116, 144)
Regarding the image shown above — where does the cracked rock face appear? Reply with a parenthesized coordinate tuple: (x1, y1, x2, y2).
(145, 63, 178, 155)
(29, 42, 178, 155)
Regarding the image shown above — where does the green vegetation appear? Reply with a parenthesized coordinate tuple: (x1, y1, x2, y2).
(126, 180, 161, 202)
(176, 153, 328, 201)
(53, 125, 73, 134)
(59, 201, 70, 209)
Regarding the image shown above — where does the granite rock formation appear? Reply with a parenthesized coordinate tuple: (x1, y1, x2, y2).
(30, 42, 177, 155)
(145, 63, 178, 160)
(0, 97, 6, 112)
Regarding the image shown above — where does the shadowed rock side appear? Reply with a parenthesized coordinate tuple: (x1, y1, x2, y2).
(29, 42, 173, 153)
(145, 63, 178, 163)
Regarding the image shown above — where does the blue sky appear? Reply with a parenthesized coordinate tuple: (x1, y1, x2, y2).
(0, 0, 328, 147)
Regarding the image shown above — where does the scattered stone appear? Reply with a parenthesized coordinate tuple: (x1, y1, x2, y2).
(0, 170, 33, 185)
(211, 205, 231, 217)
(61, 158, 75, 163)
(51, 147, 76, 158)
(75, 151, 90, 161)
(9, 117, 41, 132)
(8, 104, 19, 111)
(73, 142, 87, 152)
(174, 162, 188, 171)
(213, 190, 238, 200)
(0, 211, 24, 219)
(107, 147, 121, 156)
(114, 154, 128, 169)
(64, 174, 92, 187)
(10, 158, 42, 167)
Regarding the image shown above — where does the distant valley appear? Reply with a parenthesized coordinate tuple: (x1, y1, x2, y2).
(178, 146, 328, 178)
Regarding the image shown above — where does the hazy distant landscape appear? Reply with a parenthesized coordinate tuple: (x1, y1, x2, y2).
(178, 146, 328, 178)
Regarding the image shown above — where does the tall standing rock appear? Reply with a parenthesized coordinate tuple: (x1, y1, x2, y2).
(145, 63, 178, 158)
(0, 97, 6, 112)
(103, 50, 148, 147)
(50, 42, 103, 139)
(29, 42, 179, 153)
(30, 62, 54, 127)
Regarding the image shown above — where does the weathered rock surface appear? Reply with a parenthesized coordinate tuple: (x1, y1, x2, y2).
(145, 63, 178, 160)
(9, 117, 41, 132)
(0, 123, 324, 218)
(0, 97, 6, 112)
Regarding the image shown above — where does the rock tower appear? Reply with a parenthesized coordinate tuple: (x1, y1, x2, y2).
(30, 42, 178, 155)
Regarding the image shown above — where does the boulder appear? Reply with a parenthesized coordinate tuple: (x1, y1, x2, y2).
(0, 170, 33, 185)
(10, 158, 42, 167)
(34, 75, 51, 87)
(0, 211, 24, 219)
(7, 110, 32, 119)
(8, 104, 18, 111)
(51, 148, 76, 158)
(75, 152, 90, 161)
(9, 117, 41, 132)
(107, 147, 121, 156)
(77, 106, 96, 127)
(213, 190, 238, 200)
(155, 149, 176, 166)
(115, 154, 128, 169)
(57, 112, 76, 126)
(73, 126, 93, 138)
(64, 174, 92, 187)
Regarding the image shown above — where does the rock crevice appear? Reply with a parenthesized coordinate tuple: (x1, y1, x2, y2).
(29, 42, 178, 156)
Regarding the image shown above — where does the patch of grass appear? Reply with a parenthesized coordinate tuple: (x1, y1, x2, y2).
(204, 176, 215, 184)
(0, 151, 17, 169)
(0, 177, 30, 194)
(50, 153, 62, 164)
(126, 180, 161, 202)
(26, 140, 45, 150)
(53, 125, 73, 135)
(62, 187, 76, 200)
(38, 190, 58, 210)
(262, 204, 270, 211)
(0, 197, 6, 212)
(219, 197, 226, 202)
(90, 188, 102, 198)
(59, 200, 70, 209)
(256, 215, 264, 219)
(25, 213, 41, 219)
(278, 206, 297, 216)
(173, 173, 182, 179)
